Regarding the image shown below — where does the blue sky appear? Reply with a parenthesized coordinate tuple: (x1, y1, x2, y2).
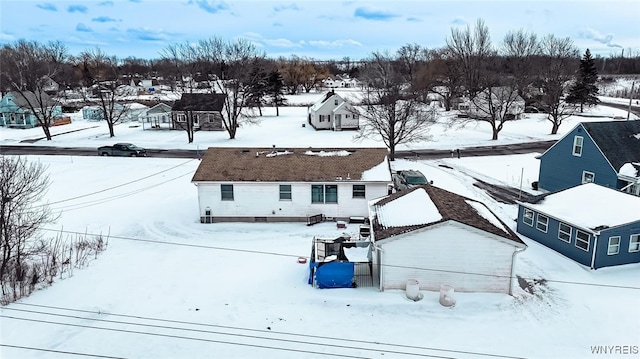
(1, 0, 638, 60)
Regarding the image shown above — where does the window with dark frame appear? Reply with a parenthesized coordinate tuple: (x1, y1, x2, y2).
(311, 184, 338, 204)
(279, 184, 292, 200)
(221, 184, 234, 200)
(352, 185, 366, 198)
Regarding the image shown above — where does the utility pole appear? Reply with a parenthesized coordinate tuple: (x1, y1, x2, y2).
(628, 80, 635, 121)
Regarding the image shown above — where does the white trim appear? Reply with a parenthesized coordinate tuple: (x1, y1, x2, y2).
(629, 234, 640, 253)
(523, 208, 534, 226)
(575, 229, 590, 252)
(536, 214, 549, 233)
(572, 135, 583, 156)
(607, 236, 621, 255)
(558, 222, 572, 243)
(581, 170, 595, 184)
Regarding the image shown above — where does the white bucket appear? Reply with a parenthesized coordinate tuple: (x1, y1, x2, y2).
(406, 279, 422, 301)
(439, 284, 456, 307)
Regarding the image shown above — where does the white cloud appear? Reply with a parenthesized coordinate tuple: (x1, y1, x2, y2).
(308, 39, 363, 48)
(579, 28, 622, 48)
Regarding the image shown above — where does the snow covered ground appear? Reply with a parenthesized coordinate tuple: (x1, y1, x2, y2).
(1, 95, 639, 359)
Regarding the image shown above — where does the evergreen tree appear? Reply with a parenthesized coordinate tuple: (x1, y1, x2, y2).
(246, 66, 269, 116)
(267, 70, 287, 116)
(566, 48, 599, 112)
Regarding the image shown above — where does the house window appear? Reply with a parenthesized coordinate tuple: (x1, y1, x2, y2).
(177, 113, 186, 122)
(352, 185, 366, 198)
(607, 236, 621, 255)
(208, 114, 215, 123)
(558, 222, 572, 243)
(536, 214, 549, 233)
(334, 99, 338, 105)
(311, 185, 338, 204)
(345, 114, 350, 118)
(221, 184, 234, 200)
(319, 115, 325, 122)
(523, 208, 534, 226)
(279, 184, 292, 200)
(582, 171, 595, 184)
(352, 114, 359, 120)
(575, 230, 590, 251)
(572, 136, 583, 156)
(630, 234, 640, 253)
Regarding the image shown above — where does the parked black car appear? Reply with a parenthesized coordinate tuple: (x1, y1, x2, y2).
(392, 170, 429, 191)
(98, 143, 147, 157)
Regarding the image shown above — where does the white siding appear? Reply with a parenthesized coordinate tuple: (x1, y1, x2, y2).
(378, 221, 517, 293)
(197, 181, 388, 219)
(309, 94, 343, 130)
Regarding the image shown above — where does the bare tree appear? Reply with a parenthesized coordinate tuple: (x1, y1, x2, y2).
(0, 156, 57, 296)
(199, 37, 264, 139)
(538, 35, 580, 134)
(446, 19, 494, 97)
(502, 29, 541, 99)
(416, 48, 464, 111)
(0, 40, 68, 140)
(78, 48, 129, 138)
(355, 51, 436, 160)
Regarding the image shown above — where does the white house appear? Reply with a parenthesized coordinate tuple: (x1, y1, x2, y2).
(307, 91, 359, 131)
(369, 185, 527, 294)
(142, 103, 172, 129)
(458, 86, 525, 120)
(192, 147, 391, 223)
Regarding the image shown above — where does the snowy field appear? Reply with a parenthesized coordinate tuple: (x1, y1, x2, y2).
(1, 94, 639, 358)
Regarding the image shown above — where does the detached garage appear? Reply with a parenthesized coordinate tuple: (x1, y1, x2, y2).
(369, 185, 526, 295)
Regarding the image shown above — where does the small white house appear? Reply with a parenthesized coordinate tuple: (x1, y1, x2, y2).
(458, 86, 525, 120)
(307, 91, 359, 131)
(369, 185, 526, 294)
(192, 147, 391, 223)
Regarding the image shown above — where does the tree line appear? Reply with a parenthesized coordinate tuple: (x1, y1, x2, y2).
(0, 19, 636, 148)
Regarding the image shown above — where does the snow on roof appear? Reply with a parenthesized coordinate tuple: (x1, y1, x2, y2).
(465, 200, 509, 234)
(619, 162, 639, 177)
(304, 150, 351, 157)
(525, 183, 640, 230)
(375, 188, 442, 228)
(634, 133, 640, 140)
(361, 157, 391, 181)
(343, 245, 370, 262)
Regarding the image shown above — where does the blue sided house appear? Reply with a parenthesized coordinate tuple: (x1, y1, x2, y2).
(537, 120, 640, 196)
(0, 91, 62, 128)
(517, 183, 640, 269)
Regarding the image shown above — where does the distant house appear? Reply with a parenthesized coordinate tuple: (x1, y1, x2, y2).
(516, 183, 640, 269)
(0, 91, 62, 128)
(537, 121, 640, 196)
(307, 91, 359, 131)
(171, 93, 226, 131)
(457, 87, 525, 120)
(369, 185, 526, 294)
(142, 103, 172, 129)
(81, 103, 139, 122)
(191, 147, 391, 223)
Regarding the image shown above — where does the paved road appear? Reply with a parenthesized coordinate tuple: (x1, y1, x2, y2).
(0, 145, 202, 158)
(599, 100, 640, 118)
(395, 140, 556, 160)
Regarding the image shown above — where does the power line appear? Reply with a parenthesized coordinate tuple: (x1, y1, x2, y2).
(37, 158, 196, 208)
(9, 303, 523, 359)
(49, 170, 194, 212)
(0, 315, 424, 359)
(0, 344, 126, 359)
(39, 227, 640, 291)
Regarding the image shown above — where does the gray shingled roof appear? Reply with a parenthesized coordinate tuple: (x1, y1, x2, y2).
(371, 185, 525, 245)
(582, 121, 640, 171)
(7, 91, 55, 108)
(172, 93, 226, 112)
(192, 147, 389, 182)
